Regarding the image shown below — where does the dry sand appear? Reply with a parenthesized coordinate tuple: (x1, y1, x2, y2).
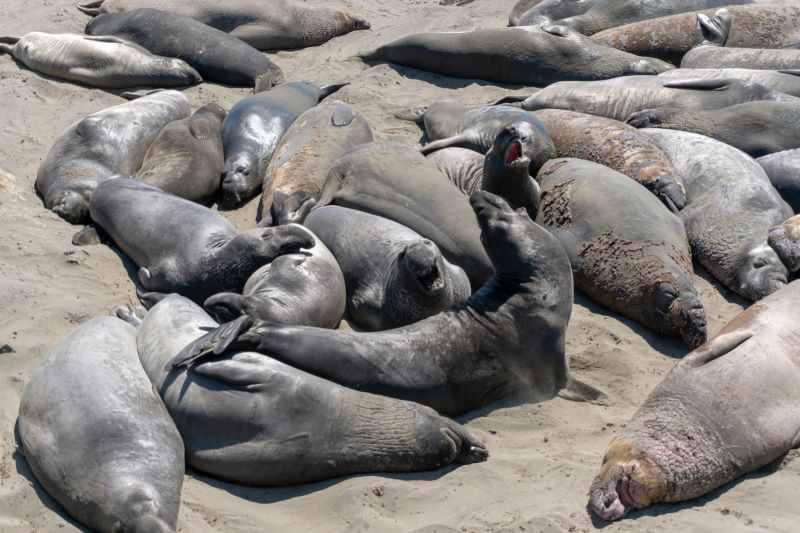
(0, 0, 798, 531)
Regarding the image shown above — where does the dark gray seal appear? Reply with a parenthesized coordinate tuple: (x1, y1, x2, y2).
(77, 0, 370, 50)
(517, 0, 602, 27)
(644, 129, 792, 301)
(535, 158, 707, 347)
(426, 148, 485, 196)
(204, 225, 346, 328)
(304, 206, 470, 331)
(359, 25, 672, 86)
(660, 68, 800, 98)
(220, 81, 346, 208)
(758, 148, 800, 211)
(768, 215, 800, 273)
(17, 316, 184, 532)
(134, 294, 487, 485)
(85, 8, 284, 89)
(134, 103, 226, 205)
(590, 280, 800, 520)
(171, 192, 603, 417)
(36, 90, 189, 224)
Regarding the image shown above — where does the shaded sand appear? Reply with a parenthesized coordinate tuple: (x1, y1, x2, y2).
(0, 0, 797, 531)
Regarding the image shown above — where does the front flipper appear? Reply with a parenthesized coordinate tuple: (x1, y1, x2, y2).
(685, 329, 753, 368)
(192, 352, 272, 389)
(662, 78, 732, 91)
(0, 36, 19, 55)
(72, 223, 106, 246)
(113, 305, 146, 327)
(558, 376, 606, 403)
(169, 315, 258, 369)
(420, 133, 476, 154)
(330, 101, 357, 126)
(137, 288, 169, 309)
(204, 292, 246, 323)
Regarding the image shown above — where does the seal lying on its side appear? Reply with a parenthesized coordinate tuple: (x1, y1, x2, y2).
(517, 0, 601, 27)
(757, 149, 800, 211)
(171, 192, 603, 417)
(0, 32, 200, 88)
(769, 215, 800, 273)
(18, 316, 184, 532)
(36, 90, 189, 224)
(590, 280, 800, 521)
(660, 69, 800, 98)
(134, 294, 487, 485)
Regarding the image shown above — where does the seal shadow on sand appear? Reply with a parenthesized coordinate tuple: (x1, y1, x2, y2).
(360, 59, 531, 93)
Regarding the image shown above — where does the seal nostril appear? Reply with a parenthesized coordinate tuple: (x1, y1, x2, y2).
(603, 496, 615, 508)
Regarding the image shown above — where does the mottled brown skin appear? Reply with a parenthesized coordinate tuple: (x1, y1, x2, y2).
(590, 281, 800, 520)
(768, 215, 800, 273)
(533, 109, 686, 210)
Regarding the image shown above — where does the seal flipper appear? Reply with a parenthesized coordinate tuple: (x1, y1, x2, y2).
(72, 223, 107, 246)
(778, 69, 800, 77)
(330, 102, 357, 126)
(137, 289, 169, 309)
(684, 330, 753, 367)
(490, 95, 528, 106)
(0, 36, 19, 55)
(662, 78, 732, 91)
(76, 0, 104, 16)
(192, 354, 270, 389)
(270, 189, 317, 225)
(204, 292, 246, 323)
(113, 305, 146, 327)
(558, 377, 606, 403)
(169, 315, 257, 369)
(394, 107, 428, 123)
(420, 133, 479, 154)
(318, 83, 349, 102)
(693, 9, 731, 48)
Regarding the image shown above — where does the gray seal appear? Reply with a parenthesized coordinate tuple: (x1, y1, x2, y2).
(757, 148, 800, 211)
(643, 129, 792, 301)
(204, 225, 346, 328)
(0, 32, 200, 88)
(509, 0, 544, 25)
(304, 206, 470, 331)
(659, 68, 800, 98)
(590, 280, 800, 520)
(220, 81, 346, 208)
(517, 0, 602, 27)
(134, 294, 487, 485)
(85, 8, 284, 89)
(17, 316, 184, 532)
(77, 0, 370, 50)
(171, 192, 603, 417)
(36, 90, 189, 223)
(535, 158, 707, 348)
(134, 103, 226, 205)
(768, 215, 800, 273)
(358, 25, 672, 87)
(426, 148, 485, 196)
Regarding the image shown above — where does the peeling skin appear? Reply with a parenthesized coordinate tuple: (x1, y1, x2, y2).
(539, 177, 574, 229)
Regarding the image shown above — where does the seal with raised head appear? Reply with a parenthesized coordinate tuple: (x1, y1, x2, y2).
(36, 90, 189, 224)
(535, 158, 707, 348)
(304, 206, 470, 331)
(768, 215, 800, 273)
(171, 192, 603, 417)
(85, 8, 284, 89)
(758, 148, 800, 211)
(134, 103, 226, 205)
(533, 108, 687, 210)
(133, 294, 487, 485)
(517, 0, 601, 27)
(17, 316, 184, 532)
(590, 280, 800, 521)
(660, 68, 800, 98)
(77, 0, 370, 50)
(204, 225, 346, 328)
(0, 32, 200, 88)
(78, 178, 314, 304)
(221, 81, 346, 208)
(359, 25, 672, 87)
(643, 129, 792, 301)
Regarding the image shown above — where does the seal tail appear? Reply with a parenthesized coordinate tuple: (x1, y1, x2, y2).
(0, 36, 19, 55)
(76, 0, 104, 15)
(394, 106, 427, 123)
(557, 376, 605, 403)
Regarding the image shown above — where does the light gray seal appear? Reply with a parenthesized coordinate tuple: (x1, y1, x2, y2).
(133, 294, 487, 486)
(517, 0, 602, 27)
(659, 68, 800, 98)
(304, 206, 470, 331)
(17, 316, 184, 532)
(757, 148, 800, 211)
(36, 90, 189, 223)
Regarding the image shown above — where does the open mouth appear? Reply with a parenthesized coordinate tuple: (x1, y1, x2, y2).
(416, 263, 444, 294)
(616, 475, 636, 511)
(504, 138, 530, 169)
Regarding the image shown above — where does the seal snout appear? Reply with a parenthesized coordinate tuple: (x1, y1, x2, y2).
(768, 220, 800, 273)
(403, 240, 445, 295)
(50, 191, 88, 224)
(220, 162, 252, 208)
(440, 426, 489, 465)
(680, 299, 708, 349)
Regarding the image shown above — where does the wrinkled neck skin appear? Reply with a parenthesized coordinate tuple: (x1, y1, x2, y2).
(482, 152, 538, 216)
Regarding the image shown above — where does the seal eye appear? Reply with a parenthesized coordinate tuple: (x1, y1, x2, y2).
(752, 258, 768, 269)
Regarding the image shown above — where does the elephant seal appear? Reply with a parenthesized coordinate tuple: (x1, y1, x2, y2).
(134, 294, 487, 485)
(134, 103, 226, 205)
(312, 141, 492, 289)
(535, 158, 706, 348)
(533, 109, 687, 210)
(36, 90, 189, 224)
(359, 25, 672, 87)
(660, 68, 800, 98)
(77, 0, 370, 50)
(85, 8, 284, 89)
(591, 4, 800, 64)
(304, 206, 470, 331)
(768, 215, 800, 273)
(590, 280, 800, 521)
(517, 0, 602, 27)
(426, 148, 485, 196)
(503, 75, 797, 122)
(204, 226, 346, 328)
(258, 100, 373, 224)
(758, 148, 800, 211)
(221, 81, 346, 208)
(0, 32, 200, 88)
(171, 192, 603, 416)
(17, 316, 184, 532)
(509, 0, 544, 25)
(627, 100, 800, 158)
(81, 178, 314, 304)
(643, 129, 792, 301)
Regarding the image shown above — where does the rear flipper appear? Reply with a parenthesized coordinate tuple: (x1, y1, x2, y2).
(558, 376, 606, 403)
(394, 106, 428, 123)
(71, 223, 107, 246)
(137, 288, 170, 309)
(489, 95, 527, 106)
(76, 0, 104, 16)
(269, 189, 317, 225)
(0, 36, 19, 55)
(420, 133, 477, 154)
(113, 305, 147, 327)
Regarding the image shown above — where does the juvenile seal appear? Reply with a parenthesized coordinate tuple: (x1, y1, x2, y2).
(533, 109, 687, 210)
(134, 103, 226, 205)
(768, 215, 800, 273)
(204, 226, 346, 328)
(426, 148, 485, 196)
(17, 316, 184, 532)
(81, 178, 314, 304)
(517, 0, 601, 27)
(643, 129, 792, 301)
(221, 81, 346, 208)
(590, 280, 800, 520)
(85, 8, 284, 89)
(757, 148, 800, 211)
(135, 294, 487, 485)
(0, 32, 200, 88)
(535, 158, 706, 347)
(359, 25, 672, 87)
(172, 192, 603, 416)
(77, 0, 370, 50)
(660, 68, 800, 98)
(36, 90, 189, 223)
(304, 206, 470, 331)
